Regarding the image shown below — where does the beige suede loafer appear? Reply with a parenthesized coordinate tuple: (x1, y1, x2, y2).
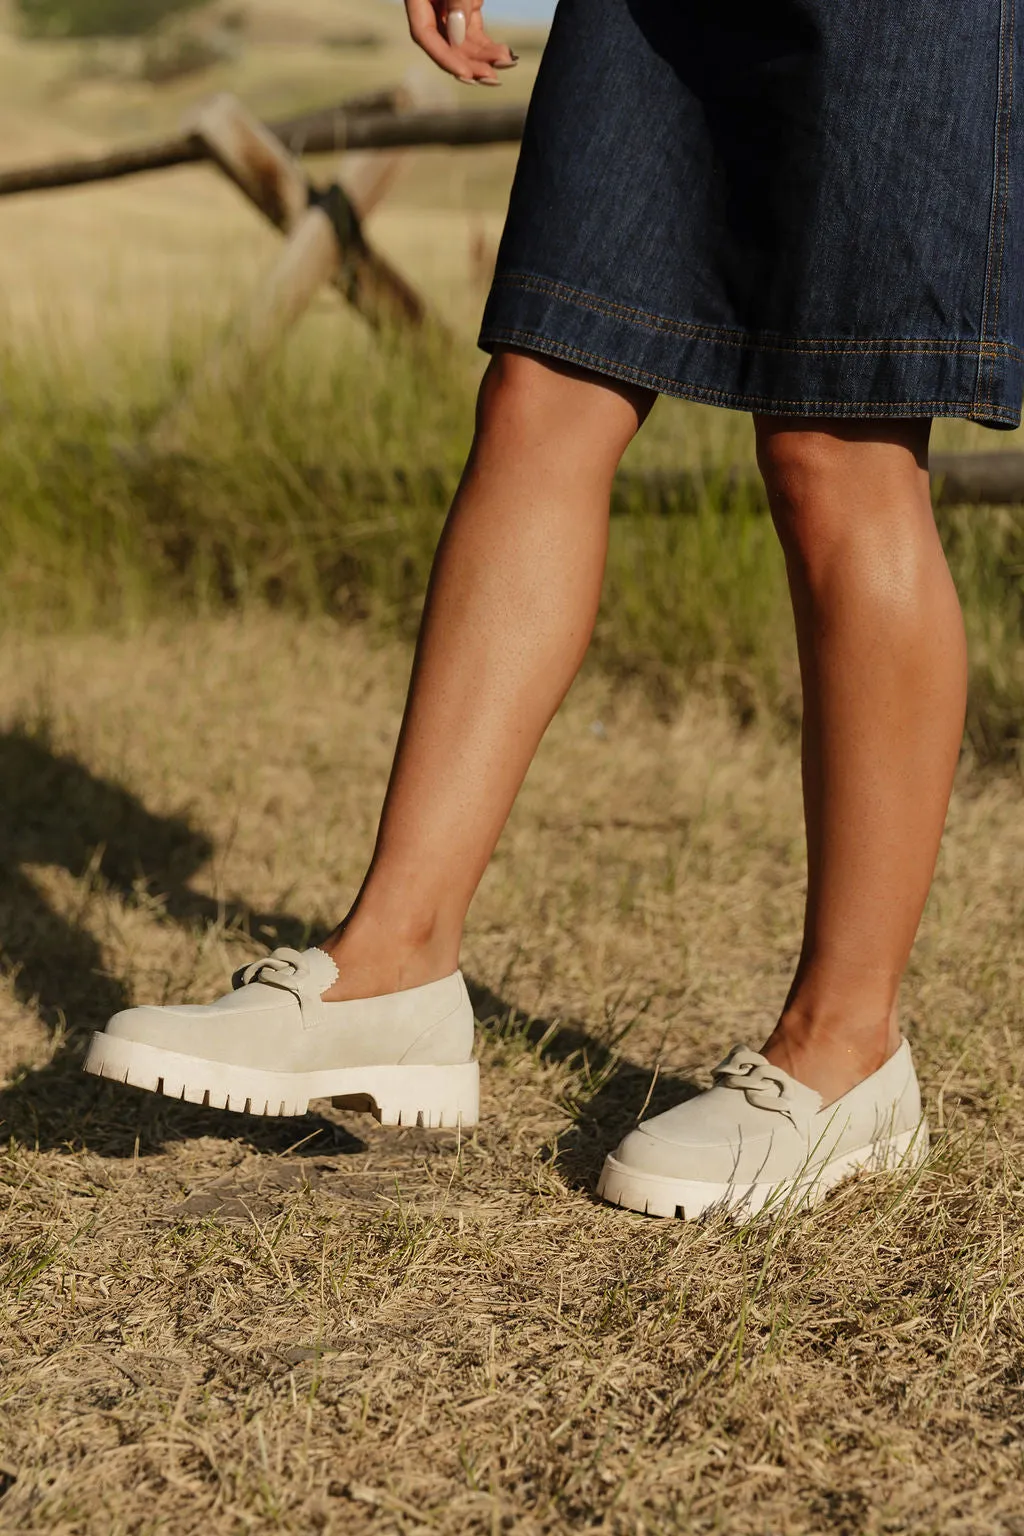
(598, 1039, 927, 1220)
(83, 946, 479, 1126)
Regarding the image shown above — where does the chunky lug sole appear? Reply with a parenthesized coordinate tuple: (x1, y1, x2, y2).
(597, 1122, 929, 1220)
(82, 1033, 479, 1127)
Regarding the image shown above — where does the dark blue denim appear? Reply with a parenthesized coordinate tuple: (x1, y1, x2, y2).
(479, 0, 1024, 428)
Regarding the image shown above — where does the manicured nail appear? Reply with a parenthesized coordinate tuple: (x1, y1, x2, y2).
(478, 77, 501, 86)
(447, 7, 467, 45)
(494, 57, 519, 68)
(457, 75, 480, 84)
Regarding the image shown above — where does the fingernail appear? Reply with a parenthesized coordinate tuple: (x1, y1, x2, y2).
(478, 77, 501, 86)
(457, 75, 480, 85)
(494, 58, 519, 68)
(447, 7, 467, 45)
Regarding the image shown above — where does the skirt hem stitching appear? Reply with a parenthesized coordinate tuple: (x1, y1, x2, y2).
(490, 272, 1024, 362)
(478, 323, 1021, 426)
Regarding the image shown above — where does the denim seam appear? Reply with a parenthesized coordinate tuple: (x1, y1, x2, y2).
(990, 0, 1016, 402)
(491, 273, 1024, 362)
(481, 325, 1020, 424)
(977, 0, 1013, 410)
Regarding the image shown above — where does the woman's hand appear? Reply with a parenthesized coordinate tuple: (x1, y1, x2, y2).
(404, 0, 518, 85)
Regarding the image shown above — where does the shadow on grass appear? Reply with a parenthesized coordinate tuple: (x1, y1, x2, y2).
(0, 725, 365, 1157)
(466, 980, 701, 1196)
(0, 727, 695, 1184)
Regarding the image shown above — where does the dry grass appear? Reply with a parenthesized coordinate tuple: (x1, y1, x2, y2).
(0, 617, 1022, 1535)
(2, 12, 1024, 1529)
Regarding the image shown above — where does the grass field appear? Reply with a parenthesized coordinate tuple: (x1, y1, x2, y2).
(0, 619, 1023, 1534)
(1, 4, 1023, 1532)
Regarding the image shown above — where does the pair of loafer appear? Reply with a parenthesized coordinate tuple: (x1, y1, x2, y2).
(83, 947, 927, 1218)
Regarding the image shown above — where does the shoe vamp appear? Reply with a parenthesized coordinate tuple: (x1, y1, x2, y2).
(153, 981, 295, 1018)
(105, 988, 440, 1071)
(639, 1086, 790, 1144)
(620, 1087, 819, 1185)
(618, 1124, 799, 1186)
(106, 983, 296, 1063)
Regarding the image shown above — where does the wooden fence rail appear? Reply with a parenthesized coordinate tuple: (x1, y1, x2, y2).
(4, 88, 1024, 506)
(616, 455, 1024, 510)
(0, 102, 527, 198)
(148, 83, 443, 449)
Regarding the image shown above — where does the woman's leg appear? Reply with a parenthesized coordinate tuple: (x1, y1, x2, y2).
(320, 349, 655, 1001)
(754, 417, 967, 1103)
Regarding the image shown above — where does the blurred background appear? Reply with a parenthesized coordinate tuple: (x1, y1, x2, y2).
(0, 0, 1021, 762)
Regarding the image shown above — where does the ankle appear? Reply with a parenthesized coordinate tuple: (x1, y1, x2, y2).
(318, 910, 461, 1002)
(761, 1003, 900, 1103)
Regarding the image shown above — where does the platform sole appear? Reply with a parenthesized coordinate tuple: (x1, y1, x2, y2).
(596, 1123, 929, 1220)
(82, 1033, 479, 1127)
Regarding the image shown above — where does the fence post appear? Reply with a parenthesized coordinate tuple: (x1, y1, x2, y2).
(185, 91, 425, 328)
(149, 83, 441, 449)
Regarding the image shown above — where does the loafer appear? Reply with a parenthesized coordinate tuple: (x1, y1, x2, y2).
(597, 1039, 928, 1219)
(82, 946, 479, 1126)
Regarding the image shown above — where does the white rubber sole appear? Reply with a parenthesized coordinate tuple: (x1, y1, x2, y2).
(596, 1123, 929, 1220)
(82, 1033, 480, 1127)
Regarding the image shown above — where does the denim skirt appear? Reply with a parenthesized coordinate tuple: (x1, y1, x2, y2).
(479, 0, 1024, 429)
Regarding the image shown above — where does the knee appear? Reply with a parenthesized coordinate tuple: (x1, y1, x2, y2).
(475, 347, 654, 458)
(477, 349, 573, 432)
(755, 419, 933, 593)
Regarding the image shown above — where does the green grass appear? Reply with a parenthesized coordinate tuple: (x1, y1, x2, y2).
(1, 327, 1022, 765)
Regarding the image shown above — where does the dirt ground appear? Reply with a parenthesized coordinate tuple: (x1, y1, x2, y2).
(0, 617, 1022, 1534)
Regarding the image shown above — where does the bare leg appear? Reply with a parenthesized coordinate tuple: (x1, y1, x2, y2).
(755, 417, 967, 1103)
(320, 350, 654, 1000)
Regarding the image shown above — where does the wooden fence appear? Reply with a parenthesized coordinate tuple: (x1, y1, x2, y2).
(2, 88, 1023, 501)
